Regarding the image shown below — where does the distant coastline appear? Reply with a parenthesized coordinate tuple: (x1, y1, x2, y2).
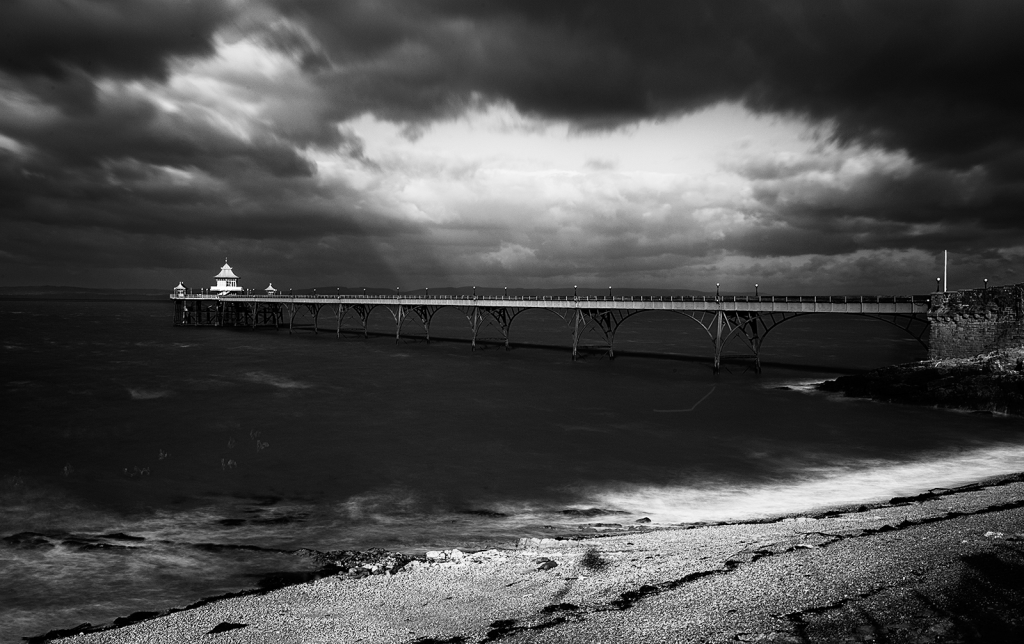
(0, 286, 170, 302)
(818, 348, 1024, 417)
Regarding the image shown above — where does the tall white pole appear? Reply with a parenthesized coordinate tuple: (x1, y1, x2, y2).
(943, 250, 948, 292)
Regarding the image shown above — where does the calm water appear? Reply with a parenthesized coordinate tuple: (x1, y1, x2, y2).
(3, 299, 1023, 641)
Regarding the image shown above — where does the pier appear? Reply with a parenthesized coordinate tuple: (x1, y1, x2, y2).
(171, 288, 930, 373)
(172, 261, 1024, 372)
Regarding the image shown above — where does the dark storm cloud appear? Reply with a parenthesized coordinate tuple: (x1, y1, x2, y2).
(2, 0, 1023, 289)
(0, 0, 232, 81)
(270, 0, 1024, 283)
(282, 0, 1024, 165)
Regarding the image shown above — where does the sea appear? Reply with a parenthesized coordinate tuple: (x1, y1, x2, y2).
(2, 297, 1023, 642)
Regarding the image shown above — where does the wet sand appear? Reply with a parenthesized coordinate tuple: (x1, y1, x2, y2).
(49, 475, 1024, 644)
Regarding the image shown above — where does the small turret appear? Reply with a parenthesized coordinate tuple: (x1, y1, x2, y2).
(172, 281, 186, 297)
(265, 283, 278, 295)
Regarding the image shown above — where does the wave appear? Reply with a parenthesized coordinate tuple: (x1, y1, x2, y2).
(586, 442, 1024, 524)
(127, 388, 170, 400)
(240, 372, 311, 390)
(765, 378, 831, 393)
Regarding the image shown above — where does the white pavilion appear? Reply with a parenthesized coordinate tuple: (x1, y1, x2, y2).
(211, 259, 243, 294)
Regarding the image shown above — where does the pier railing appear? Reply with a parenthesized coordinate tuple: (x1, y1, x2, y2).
(172, 292, 931, 304)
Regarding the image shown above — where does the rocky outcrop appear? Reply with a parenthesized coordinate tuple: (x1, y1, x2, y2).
(819, 348, 1024, 416)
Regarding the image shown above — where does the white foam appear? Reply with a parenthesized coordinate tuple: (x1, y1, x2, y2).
(587, 441, 1024, 524)
(241, 371, 311, 389)
(767, 378, 832, 393)
(127, 388, 170, 400)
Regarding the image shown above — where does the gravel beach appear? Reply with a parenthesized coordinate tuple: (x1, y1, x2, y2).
(46, 476, 1024, 644)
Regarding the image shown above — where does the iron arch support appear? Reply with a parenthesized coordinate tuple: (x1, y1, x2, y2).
(745, 311, 930, 350)
(862, 313, 930, 349)
(380, 304, 405, 342)
(305, 303, 323, 334)
(459, 306, 528, 350)
(570, 308, 646, 359)
(719, 311, 930, 372)
(286, 303, 297, 334)
(395, 305, 442, 342)
(352, 304, 377, 338)
(331, 303, 368, 339)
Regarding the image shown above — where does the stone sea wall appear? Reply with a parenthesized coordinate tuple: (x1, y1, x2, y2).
(928, 283, 1024, 359)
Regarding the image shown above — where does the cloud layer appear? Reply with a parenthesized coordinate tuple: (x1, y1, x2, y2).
(1, 0, 1022, 292)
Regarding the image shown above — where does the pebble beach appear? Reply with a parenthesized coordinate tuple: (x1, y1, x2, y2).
(45, 475, 1024, 644)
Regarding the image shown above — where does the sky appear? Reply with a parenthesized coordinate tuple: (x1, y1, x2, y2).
(1, 0, 1022, 294)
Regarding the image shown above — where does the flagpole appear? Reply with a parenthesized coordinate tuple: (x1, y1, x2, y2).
(943, 250, 947, 292)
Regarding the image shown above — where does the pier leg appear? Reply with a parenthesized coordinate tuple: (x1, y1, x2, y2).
(713, 311, 724, 374)
(419, 309, 432, 343)
(471, 308, 480, 351)
(751, 317, 762, 374)
(571, 310, 582, 361)
(598, 312, 618, 359)
(395, 305, 403, 343)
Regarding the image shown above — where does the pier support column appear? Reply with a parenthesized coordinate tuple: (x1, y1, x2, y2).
(713, 310, 724, 374)
(349, 304, 372, 339)
(471, 307, 480, 350)
(309, 304, 321, 334)
(571, 309, 582, 360)
(409, 306, 439, 344)
(750, 318, 762, 374)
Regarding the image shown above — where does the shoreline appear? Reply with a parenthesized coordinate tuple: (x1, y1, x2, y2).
(37, 470, 1024, 643)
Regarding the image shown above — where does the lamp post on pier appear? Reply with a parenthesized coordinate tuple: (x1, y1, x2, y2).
(755, 284, 759, 298)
